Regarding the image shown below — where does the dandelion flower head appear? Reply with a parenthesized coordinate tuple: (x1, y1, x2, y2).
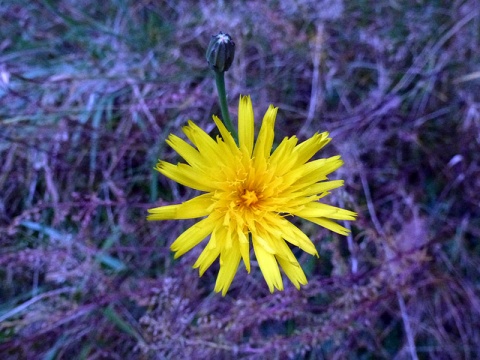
(148, 95, 356, 295)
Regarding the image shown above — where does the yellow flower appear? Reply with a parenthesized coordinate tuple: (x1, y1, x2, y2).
(148, 95, 356, 295)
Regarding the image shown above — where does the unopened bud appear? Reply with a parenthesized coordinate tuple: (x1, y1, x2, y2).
(206, 32, 235, 73)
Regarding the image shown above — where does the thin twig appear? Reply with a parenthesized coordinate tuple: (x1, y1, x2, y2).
(0, 287, 74, 323)
(301, 22, 324, 136)
(397, 291, 419, 360)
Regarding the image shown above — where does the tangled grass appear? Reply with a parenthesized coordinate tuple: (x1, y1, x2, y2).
(1, 1, 480, 358)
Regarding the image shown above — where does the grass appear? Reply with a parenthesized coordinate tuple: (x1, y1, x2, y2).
(1, 0, 480, 358)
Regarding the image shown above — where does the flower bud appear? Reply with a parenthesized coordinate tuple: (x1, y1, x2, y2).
(206, 32, 235, 73)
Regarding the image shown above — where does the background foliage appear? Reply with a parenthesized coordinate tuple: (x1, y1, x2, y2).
(1, 0, 480, 358)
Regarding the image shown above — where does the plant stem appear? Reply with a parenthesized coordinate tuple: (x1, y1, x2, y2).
(214, 71, 238, 143)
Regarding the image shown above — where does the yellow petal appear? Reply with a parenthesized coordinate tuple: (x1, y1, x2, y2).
(269, 137, 299, 176)
(214, 138, 238, 170)
(293, 132, 331, 165)
(147, 193, 213, 220)
(182, 121, 224, 166)
(303, 217, 351, 235)
(156, 162, 215, 192)
(182, 120, 215, 149)
(289, 180, 344, 197)
(292, 203, 357, 220)
(277, 254, 307, 290)
(291, 156, 343, 185)
(214, 245, 242, 296)
(253, 232, 276, 254)
(147, 204, 178, 221)
(212, 115, 238, 152)
(272, 237, 298, 264)
(170, 215, 218, 258)
(193, 246, 220, 276)
(166, 134, 203, 169)
(238, 95, 254, 156)
(193, 229, 221, 276)
(285, 156, 343, 189)
(240, 241, 250, 273)
(237, 229, 251, 273)
(253, 104, 277, 161)
(276, 217, 318, 256)
(253, 236, 283, 292)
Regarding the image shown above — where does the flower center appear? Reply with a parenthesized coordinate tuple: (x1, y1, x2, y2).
(241, 189, 259, 207)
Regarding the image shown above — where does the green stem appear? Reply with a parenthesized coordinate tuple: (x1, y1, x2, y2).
(214, 71, 238, 143)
